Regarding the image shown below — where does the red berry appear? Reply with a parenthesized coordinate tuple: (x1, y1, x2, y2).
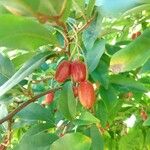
(73, 86, 78, 97)
(42, 92, 54, 105)
(131, 31, 141, 40)
(136, 31, 141, 37)
(55, 60, 71, 83)
(78, 81, 95, 109)
(131, 33, 137, 40)
(71, 60, 86, 82)
(123, 92, 133, 99)
(140, 110, 148, 121)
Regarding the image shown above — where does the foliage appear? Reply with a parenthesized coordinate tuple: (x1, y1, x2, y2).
(0, 0, 150, 150)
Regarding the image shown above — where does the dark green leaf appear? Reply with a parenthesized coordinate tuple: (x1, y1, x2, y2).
(74, 111, 100, 126)
(17, 103, 54, 122)
(99, 86, 118, 110)
(96, 101, 108, 128)
(83, 14, 102, 50)
(58, 81, 76, 120)
(110, 75, 148, 92)
(86, 39, 105, 73)
(91, 59, 109, 89)
(90, 125, 104, 150)
(14, 123, 58, 150)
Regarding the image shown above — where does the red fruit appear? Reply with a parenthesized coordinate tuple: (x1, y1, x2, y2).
(71, 60, 86, 82)
(136, 31, 141, 37)
(78, 81, 95, 109)
(42, 92, 54, 105)
(55, 60, 71, 83)
(131, 31, 141, 40)
(73, 86, 78, 97)
(140, 110, 148, 121)
(123, 92, 133, 99)
(131, 33, 137, 40)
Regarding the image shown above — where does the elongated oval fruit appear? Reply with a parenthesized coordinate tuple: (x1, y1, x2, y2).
(55, 60, 71, 83)
(78, 81, 95, 109)
(71, 60, 86, 82)
(42, 92, 54, 105)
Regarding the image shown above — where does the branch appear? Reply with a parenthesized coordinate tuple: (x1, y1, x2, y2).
(0, 87, 61, 124)
(70, 15, 95, 42)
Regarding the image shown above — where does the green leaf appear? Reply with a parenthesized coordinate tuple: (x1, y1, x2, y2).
(0, 51, 54, 97)
(17, 103, 54, 122)
(122, 4, 150, 17)
(139, 58, 150, 74)
(1, 0, 67, 16)
(0, 14, 53, 50)
(110, 75, 148, 92)
(90, 125, 104, 150)
(0, 103, 8, 129)
(99, 86, 118, 111)
(0, 53, 15, 85)
(110, 29, 150, 73)
(58, 81, 76, 120)
(119, 128, 144, 150)
(86, 0, 96, 18)
(14, 123, 58, 150)
(86, 39, 105, 73)
(91, 59, 109, 89)
(96, 0, 148, 17)
(12, 52, 35, 68)
(74, 111, 100, 126)
(96, 101, 108, 128)
(51, 133, 91, 150)
(61, 0, 72, 21)
(83, 14, 102, 50)
(143, 117, 150, 126)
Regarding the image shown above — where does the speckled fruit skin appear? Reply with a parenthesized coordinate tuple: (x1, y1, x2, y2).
(71, 60, 86, 82)
(55, 60, 71, 83)
(78, 81, 95, 109)
(42, 92, 54, 105)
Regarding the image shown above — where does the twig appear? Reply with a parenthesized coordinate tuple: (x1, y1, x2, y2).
(32, 77, 52, 84)
(70, 16, 95, 42)
(0, 87, 61, 124)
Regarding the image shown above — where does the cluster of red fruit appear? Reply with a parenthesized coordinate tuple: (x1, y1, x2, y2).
(131, 31, 141, 40)
(42, 60, 96, 109)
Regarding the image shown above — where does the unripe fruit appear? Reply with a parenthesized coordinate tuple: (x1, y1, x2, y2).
(42, 92, 54, 105)
(78, 81, 95, 109)
(55, 60, 71, 83)
(71, 60, 86, 82)
(73, 86, 78, 97)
